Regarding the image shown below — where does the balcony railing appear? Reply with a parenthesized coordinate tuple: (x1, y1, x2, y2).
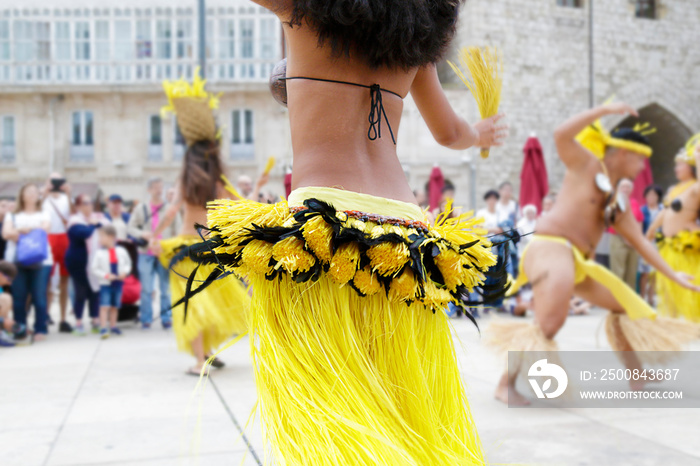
(148, 144, 163, 162)
(0, 58, 278, 85)
(231, 142, 255, 161)
(70, 145, 94, 163)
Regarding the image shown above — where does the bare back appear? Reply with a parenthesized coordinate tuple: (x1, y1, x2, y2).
(177, 181, 228, 237)
(263, 6, 420, 203)
(536, 159, 609, 257)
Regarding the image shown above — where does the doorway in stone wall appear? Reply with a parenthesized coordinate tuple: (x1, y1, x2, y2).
(614, 103, 692, 191)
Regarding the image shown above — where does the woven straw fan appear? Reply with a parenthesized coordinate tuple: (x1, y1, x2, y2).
(448, 47, 503, 159)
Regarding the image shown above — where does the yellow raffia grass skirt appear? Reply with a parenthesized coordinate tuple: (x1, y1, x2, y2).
(159, 236, 248, 356)
(189, 187, 501, 465)
(656, 231, 700, 322)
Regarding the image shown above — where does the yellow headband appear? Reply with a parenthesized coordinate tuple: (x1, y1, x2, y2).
(161, 67, 221, 146)
(676, 133, 700, 166)
(576, 120, 655, 159)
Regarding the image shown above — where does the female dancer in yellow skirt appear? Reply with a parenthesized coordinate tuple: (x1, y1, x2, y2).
(149, 72, 263, 375)
(648, 135, 700, 321)
(180, 1, 508, 464)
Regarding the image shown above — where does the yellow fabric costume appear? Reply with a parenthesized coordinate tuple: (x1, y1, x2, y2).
(509, 235, 656, 320)
(657, 231, 700, 322)
(185, 186, 503, 465)
(159, 236, 248, 356)
(157, 71, 248, 356)
(492, 234, 699, 358)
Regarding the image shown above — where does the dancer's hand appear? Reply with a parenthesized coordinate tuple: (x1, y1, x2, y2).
(475, 114, 508, 149)
(674, 272, 700, 293)
(605, 102, 639, 117)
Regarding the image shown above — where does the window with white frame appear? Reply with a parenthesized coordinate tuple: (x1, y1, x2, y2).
(231, 109, 254, 160)
(0, 20, 10, 81)
(0, 8, 281, 85)
(55, 21, 71, 81)
(136, 19, 152, 59)
(217, 19, 235, 79)
(95, 20, 110, 81)
(240, 19, 254, 78)
(1, 115, 15, 164)
(175, 19, 193, 78)
(148, 115, 162, 162)
(156, 19, 172, 79)
(135, 19, 152, 80)
(114, 20, 132, 81)
(71, 111, 94, 163)
(74, 21, 91, 80)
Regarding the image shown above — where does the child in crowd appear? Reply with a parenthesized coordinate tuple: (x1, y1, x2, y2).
(90, 225, 132, 339)
(0, 260, 19, 347)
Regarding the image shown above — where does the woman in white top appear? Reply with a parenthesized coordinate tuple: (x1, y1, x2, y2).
(1, 184, 53, 341)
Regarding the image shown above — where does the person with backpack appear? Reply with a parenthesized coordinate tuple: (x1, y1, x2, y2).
(1, 184, 53, 341)
(127, 177, 180, 329)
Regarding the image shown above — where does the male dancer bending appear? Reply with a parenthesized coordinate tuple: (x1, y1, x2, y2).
(490, 102, 700, 405)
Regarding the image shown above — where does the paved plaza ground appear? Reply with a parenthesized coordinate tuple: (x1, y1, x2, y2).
(2, 307, 699, 466)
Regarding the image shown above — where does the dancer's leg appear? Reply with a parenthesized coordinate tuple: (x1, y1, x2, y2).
(574, 278, 645, 389)
(495, 240, 574, 405)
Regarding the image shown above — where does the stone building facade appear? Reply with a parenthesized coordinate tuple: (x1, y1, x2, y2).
(451, 0, 700, 206)
(0, 0, 697, 210)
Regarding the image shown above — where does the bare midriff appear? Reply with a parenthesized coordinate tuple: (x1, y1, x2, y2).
(282, 23, 419, 205)
(662, 187, 700, 237)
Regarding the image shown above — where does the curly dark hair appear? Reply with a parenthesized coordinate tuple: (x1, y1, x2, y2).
(289, 0, 465, 70)
(180, 141, 225, 207)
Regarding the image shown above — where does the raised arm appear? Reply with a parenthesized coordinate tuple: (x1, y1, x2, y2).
(410, 65, 506, 151)
(553, 103, 638, 169)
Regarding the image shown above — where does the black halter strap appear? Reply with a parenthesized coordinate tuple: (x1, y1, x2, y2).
(281, 76, 401, 145)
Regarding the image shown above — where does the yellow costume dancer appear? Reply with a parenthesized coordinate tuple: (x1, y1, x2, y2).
(185, 185, 504, 465)
(488, 119, 699, 363)
(160, 237, 248, 355)
(656, 231, 700, 321)
(156, 70, 249, 362)
(656, 138, 700, 321)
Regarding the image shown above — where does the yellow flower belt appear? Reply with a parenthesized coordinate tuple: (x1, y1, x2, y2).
(181, 196, 505, 313)
(658, 230, 700, 253)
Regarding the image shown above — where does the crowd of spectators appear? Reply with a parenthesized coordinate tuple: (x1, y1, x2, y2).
(0, 173, 280, 346)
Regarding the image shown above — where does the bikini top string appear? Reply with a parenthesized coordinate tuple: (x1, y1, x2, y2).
(281, 76, 401, 145)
